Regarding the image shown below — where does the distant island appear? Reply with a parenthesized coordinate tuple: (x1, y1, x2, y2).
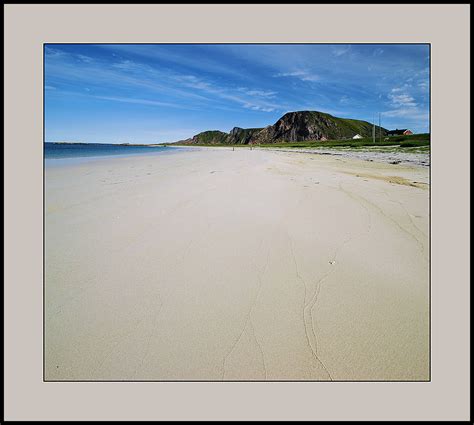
(51, 141, 89, 145)
(49, 142, 164, 147)
(117, 143, 164, 147)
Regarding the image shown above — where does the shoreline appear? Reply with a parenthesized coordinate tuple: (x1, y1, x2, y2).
(170, 144, 430, 167)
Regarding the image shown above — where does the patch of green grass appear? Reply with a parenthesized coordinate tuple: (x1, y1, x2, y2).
(258, 133, 430, 149)
(399, 140, 430, 147)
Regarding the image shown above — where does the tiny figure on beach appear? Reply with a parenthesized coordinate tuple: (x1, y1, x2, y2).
(232, 147, 234, 151)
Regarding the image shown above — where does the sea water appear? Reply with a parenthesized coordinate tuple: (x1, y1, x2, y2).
(45, 143, 188, 165)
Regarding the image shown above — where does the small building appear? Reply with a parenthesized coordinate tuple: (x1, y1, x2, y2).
(387, 129, 413, 136)
(352, 134, 363, 139)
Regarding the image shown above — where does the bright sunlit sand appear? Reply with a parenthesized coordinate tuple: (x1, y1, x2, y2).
(45, 148, 429, 381)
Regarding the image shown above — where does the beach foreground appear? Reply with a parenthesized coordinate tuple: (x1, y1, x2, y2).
(45, 148, 429, 381)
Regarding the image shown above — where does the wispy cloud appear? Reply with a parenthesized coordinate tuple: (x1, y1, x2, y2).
(111, 60, 148, 72)
(76, 54, 94, 63)
(238, 88, 277, 98)
(243, 103, 275, 112)
(418, 81, 429, 90)
(274, 70, 320, 82)
(372, 48, 384, 56)
(389, 92, 417, 107)
(332, 45, 351, 57)
(48, 49, 281, 114)
(339, 95, 350, 104)
(173, 74, 282, 112)
(98, 44, 246, 79)
(382, 81, 429, 129)
(46, 53, 213, 103)
(92, 95, 196, 110)
(383, 107, 428, 121)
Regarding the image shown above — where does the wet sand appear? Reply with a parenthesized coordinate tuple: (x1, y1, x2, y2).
(45, 148, 429, 381)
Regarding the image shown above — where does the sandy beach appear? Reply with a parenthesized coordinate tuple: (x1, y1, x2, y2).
(45, 148, 429, 381)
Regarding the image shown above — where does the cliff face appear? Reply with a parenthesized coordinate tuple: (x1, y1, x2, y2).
(178, 127, 263, 145)
(253, 111, 332, 143)
(226, 127, 263, 144)
(252, 111, 387, 143)
(175, 111, 387, 145)
(177, 130, 227, 145)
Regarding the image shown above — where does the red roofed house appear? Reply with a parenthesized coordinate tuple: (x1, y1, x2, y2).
(387, 129, 413, 136)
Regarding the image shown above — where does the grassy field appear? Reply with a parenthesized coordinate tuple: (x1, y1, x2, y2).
(257, 133, 430, 149)
(170, 133, 430, 152)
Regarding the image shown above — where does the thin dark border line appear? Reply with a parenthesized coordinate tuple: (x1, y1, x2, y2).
(43, 42, 431, 383)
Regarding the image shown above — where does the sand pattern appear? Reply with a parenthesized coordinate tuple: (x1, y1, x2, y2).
(45, 148, 429, 381)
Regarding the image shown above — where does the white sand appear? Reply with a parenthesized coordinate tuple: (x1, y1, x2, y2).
(45, 148, 429, 381)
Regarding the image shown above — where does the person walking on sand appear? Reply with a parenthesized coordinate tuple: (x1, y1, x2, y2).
(232, 147, 234, 151)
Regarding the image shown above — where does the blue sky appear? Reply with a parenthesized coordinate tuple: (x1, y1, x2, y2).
(45, 44, 430, 144)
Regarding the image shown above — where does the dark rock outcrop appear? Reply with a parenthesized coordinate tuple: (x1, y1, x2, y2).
(252, 111, 387, 143)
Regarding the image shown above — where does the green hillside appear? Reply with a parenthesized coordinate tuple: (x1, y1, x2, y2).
(173, 110, 416, 146)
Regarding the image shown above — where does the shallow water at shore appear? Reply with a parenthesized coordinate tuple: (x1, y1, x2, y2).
(44, 143, 190, 166)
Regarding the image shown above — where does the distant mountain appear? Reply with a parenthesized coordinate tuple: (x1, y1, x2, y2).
(177, 127, 263, 145)
(174, 111, 388, 145)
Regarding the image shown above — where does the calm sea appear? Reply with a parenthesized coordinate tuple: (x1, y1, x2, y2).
(45, 143, 188, 164)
